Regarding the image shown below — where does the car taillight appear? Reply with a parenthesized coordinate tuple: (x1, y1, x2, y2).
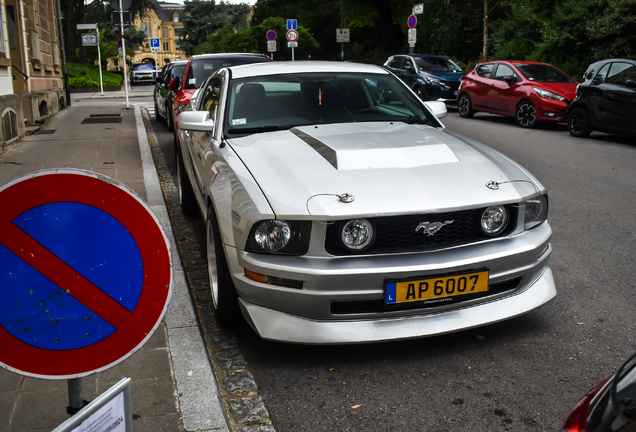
(561, 380, 607, 432)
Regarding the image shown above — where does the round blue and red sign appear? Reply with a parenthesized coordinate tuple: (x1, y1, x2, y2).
(266, 30, 277, 41)
(0, 169, 172, 379)
(408, 14, 417, 29)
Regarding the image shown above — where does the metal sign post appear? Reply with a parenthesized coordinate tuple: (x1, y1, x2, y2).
(119, 0, 129, 108)
(266, 30, 276, 60)
(287, 30, 299, 61)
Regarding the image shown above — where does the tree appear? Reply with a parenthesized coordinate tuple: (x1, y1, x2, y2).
(588, 0, 636, 59)
(176, 0, 252, 57)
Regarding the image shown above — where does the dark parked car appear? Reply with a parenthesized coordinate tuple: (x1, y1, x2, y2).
(384, 54, 465, 103)
(562, 352, 636, 431)
(154, 60, 187, 131)
(170, 53, 272, 148)
(458, 61, 578, 128)
(130, 63, 159, 85)
(567, 58, 636, 138)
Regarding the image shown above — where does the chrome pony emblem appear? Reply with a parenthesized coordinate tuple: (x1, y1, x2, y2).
(415, 220, 454, 236)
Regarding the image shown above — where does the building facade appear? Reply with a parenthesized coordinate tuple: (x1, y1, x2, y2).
(132, 0, 185, 68)
(0, 0, 64, 152)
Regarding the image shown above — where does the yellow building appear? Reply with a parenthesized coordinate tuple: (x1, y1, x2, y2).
(132, 0, 186, 68)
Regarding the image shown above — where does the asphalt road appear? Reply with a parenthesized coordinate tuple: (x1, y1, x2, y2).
(151, 109, 636, 432)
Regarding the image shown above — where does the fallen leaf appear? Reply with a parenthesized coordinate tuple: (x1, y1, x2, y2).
(329, 368, 338, 371)
(577, 322, 585, 325)
(351, 404, 362, 409)
(196, 305, 202, 310)
(236, 393, 242, 396)
(476, 334, 485, 340)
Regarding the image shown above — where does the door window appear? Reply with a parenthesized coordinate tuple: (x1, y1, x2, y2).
(607, 62, 636, 86)
(595, 63, 611, 83)
(476, 64, 494, 78)
(199, 78, 222, 123)
(494, 64, 517, 81)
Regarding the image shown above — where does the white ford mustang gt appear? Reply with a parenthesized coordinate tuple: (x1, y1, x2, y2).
(177, 61, 556, 344)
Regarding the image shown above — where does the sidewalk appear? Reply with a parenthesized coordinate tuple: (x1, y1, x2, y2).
(70, 84, 155, 100)
(0, 97, 228, 431)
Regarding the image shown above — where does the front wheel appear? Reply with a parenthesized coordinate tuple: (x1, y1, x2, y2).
(515, 101, 537, 128)
(175, 145, 198, 216)
(413, 85, 425, 100)
(567, 107, 592, 138)
(206, 206, 241, 326)
(457, 93, 474, 118)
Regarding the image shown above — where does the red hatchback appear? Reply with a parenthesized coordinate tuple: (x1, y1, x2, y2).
(457, 60, 578, 128)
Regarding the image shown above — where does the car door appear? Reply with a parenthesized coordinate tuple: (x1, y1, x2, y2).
(595, 62, 636, 132)
(469, 63, 496, 109)
(189, 75, 224, 208)
(487, 63, 521, 114)
(385, 56, 412, 85)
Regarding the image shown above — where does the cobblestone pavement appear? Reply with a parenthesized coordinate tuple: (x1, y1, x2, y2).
(141, 109, 276, 432)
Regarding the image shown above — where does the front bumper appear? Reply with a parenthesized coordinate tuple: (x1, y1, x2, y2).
(239, 267, 555, 344)
(226, 221, 555, 343)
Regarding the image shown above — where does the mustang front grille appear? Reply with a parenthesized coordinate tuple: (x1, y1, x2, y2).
(324, 206, 517, 256)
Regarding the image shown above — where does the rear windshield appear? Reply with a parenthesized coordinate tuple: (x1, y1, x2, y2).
(170, 65, 186, 81)
(184, 57, 270, 90)
(515, 64, 575, 83)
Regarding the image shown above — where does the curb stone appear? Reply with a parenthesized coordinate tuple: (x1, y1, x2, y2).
(141, 109, 275, 432)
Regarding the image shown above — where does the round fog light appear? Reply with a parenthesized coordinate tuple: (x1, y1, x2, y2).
(481, 205, 508, 235)
(341, 219, 374, 251)
(254, 220, 290, 251)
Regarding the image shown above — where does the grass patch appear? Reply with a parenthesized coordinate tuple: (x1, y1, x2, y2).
(68, 63, 123, 88)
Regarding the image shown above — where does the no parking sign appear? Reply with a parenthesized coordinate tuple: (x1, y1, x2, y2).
(0, 169, 172, 379)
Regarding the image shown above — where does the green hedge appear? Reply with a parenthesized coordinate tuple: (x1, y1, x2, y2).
(68, 63, 123, 88)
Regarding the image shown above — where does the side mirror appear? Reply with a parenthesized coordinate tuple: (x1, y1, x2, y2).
(591, 77, 603, 86)
(423, 101, 448, 119)
(169, 76, 180, 90)
(179, 111, 214, 132)
(504, 76, 516, 86)
(625, 79, 636, 89)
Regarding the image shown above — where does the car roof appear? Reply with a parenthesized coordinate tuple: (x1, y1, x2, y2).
(477, 60, 552, 66)
(410, 54, 451, 59)
(190, 53, 270, 61)
(228, 61, 389, 79)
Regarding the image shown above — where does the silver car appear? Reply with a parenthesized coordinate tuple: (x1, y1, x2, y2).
(177, 61, 556, 344)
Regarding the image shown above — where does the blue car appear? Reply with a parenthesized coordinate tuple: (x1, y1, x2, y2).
(384, 54, 465, 104)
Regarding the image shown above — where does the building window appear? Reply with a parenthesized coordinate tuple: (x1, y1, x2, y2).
(30, 28, 41, 61)
(2, 108, 19, 143)
(140, 22, 152, 38)
(162, 26, 168, 38)
(173, 13, 179, 23)
(163, 41, 169, 51)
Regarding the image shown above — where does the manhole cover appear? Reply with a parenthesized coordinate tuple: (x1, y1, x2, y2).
(81, 117, 122, 124)
(33, 129, 56, 135)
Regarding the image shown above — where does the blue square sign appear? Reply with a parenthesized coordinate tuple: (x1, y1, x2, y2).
(150, 37, 160, 48)
(286, 19, 297, 30)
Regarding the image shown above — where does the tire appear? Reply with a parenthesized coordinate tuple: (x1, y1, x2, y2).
(206, 205, 241, 326)
(166, 102, 173, 131)
(567, 107, 592, 138)
(515, 101, 537, 128)
(175, 144, 198, 216)
(154, 99, 162, 121)
(457, 93, 474, 118)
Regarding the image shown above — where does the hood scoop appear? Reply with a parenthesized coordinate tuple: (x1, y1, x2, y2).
(291, 124, 459, 170)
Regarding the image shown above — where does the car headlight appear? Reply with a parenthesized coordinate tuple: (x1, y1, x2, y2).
(481, 205, 508, 236)
(524, 194, 548, 230)
(533, 88, 565, 101)
(246, 220, 311, 255)
(340, 219, 374, 251)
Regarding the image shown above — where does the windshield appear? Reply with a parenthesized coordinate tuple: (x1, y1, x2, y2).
(185, 57, 270, 90)
(415, 57, 463, 73)
(132, 63, 154, 71)
(515, 64, 575, 83)
(171, 65, 186, 81)
(225, 72, 440, 137)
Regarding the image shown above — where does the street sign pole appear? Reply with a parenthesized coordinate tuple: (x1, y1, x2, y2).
(119, 0, 129, 108)
(97, 29, 103, 96)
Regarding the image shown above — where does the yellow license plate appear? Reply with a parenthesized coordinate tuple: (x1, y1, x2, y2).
(385, 270, 489, 304)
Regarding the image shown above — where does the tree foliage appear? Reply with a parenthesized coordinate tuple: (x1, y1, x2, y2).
(175, 0, 252, 57)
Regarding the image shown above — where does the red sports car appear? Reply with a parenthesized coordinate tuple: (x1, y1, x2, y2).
(457, 60, 578, 128)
